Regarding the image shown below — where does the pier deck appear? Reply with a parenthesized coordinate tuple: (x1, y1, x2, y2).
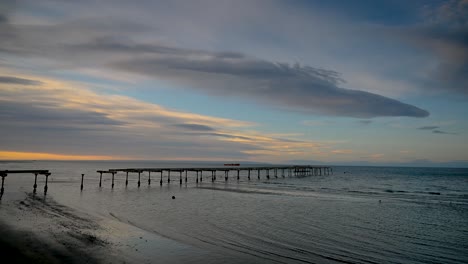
(96, 165, 332, 187)
(0, 170, 51, 198)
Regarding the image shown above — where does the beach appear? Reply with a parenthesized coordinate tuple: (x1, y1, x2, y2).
(1, 161, 467, 263)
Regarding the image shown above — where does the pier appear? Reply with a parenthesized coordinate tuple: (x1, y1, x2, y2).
(0, 170, 51, 199)
(96, 165, 332, 188)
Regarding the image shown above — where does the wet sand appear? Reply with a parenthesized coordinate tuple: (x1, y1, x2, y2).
(0, 192, 239, 264)
(0, 193, 118, 263)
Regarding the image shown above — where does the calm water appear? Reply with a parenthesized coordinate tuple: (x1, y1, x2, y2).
(1, 161, 467, 263)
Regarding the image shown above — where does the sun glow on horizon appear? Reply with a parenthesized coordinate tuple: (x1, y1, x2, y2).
(0, 151, 123, 161)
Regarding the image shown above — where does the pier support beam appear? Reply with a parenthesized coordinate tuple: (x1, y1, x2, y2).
(33, 173, 38, 193)
(138, 171, 141, 187)
(248, 170, 251, 180)
(0, 175, 5, 198)
(179, 171, 182, 185)
(196, 171, 199, 183)
(258, 169, 260, 179)
(148, 171, 151, 185)
(44, 174, 49, 194)
(185, 170, 188, 183)
(80, 174, 84, 191)
(126, 171, 129, 186)
(168, 170, 171, 183)
(112, 172, 115, 188)
(99, 172, 103, 188)
(237, 170, 240, 180)
(160, 171, 163, 186)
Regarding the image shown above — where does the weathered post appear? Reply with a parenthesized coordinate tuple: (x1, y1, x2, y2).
(148, 171, 151, 185)
(196, 171, 199, 183)
(237, 170, 240, 180)
(80, 174, 84, 191)
(137, 171, 141, 187)
(179, 171, 182, 185)
(200, 170, 203, 182)
(225, 170, 228, 181)
(0, 174, 5, 198)
(112, 172, 115, 188)
(168, 170, 171, 183)
(274, 169, 277, 178)
(99, 172, 103, 188)
(160, 171, 163, 186)
(267, 169, 270, 179)
(33, 173, 38, 193)
(258, 169, 260, 179)
(44, 173, 50, 194)
(248, 169, 251, 180)
(126, 171, 129, 186)
(185, 170, 188, 183)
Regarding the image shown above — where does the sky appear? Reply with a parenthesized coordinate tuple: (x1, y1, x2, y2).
(0, 0, 467, 166)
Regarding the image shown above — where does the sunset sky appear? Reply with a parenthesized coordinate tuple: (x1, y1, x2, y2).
(0, 0, 467, 166)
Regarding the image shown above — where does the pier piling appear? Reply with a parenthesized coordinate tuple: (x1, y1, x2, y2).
(33, 173, 38, 193)
(80, 174, 84, 191)
(138, 171, 141, 187)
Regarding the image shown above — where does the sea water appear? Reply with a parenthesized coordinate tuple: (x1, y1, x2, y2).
(1, 161, 467, 263)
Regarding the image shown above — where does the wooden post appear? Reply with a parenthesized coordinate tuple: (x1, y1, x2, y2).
(237, 170, 240, 180)
(99, 172, 103, 188)
(126, 171, 129, 186)
(179, 171, 182, 185)
(112, 172, 115, 188)
(185, 170, 188, 183)
(138, 171, 141, 187)
(200, 170, 203, 182)
(212, 171, 215, 182)
(267, 169, 270, 179)
(80, 174, 84, 191)
(160, 171, 163, 186)
(258, 169, 260, 179)
(33, 173, 38, 193)
(44, 174, 49, 194)
(0, 175, 5, 198)
(148, 171, 151, 185)
(168, 170, 171, 183)
(225, 171, 228, 181)
(248, 169, 251, 180)
(196, 171, 199, 183)
(274, 169, 277, 178)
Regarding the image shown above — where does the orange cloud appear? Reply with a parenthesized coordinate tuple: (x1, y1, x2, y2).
(0, 151, 123, 160)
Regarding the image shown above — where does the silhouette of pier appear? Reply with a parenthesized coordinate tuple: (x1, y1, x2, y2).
(96, 165, 332, 188)
(0, 170, 51, 199)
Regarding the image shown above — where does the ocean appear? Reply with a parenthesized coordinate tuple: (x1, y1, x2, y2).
(1, 161, 467, 263)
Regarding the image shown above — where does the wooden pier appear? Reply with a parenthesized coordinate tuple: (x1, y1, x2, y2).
(0, 170, 51, 199)
(96, 165, 332, 188)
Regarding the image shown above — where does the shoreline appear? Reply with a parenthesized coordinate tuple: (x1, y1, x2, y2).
(0, 192, 241, 264)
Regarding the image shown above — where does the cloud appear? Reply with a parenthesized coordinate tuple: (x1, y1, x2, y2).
(331, 149, 353, 154)
(110, 49, 429, 118)
(400, 0, 468, 95)
(432, 130, 456, 135)
(0, 75, 329, 161)
(418, 125, 439, 130)
(0, 76, 42, 85)
(0, 8, 429, 118)
(358, 120, 373, 125)
(172, 123, 215, 131)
